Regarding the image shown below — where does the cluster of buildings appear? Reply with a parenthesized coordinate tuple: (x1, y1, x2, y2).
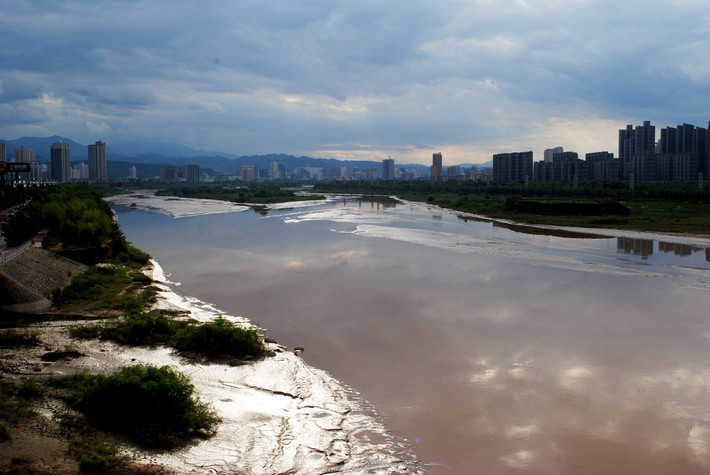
(4, 119, 708, 186)
(491, 120, 710, 184)
(158, 164, 201, 183)
(206, 161, 431, 183)
(0, 140, 108, 183)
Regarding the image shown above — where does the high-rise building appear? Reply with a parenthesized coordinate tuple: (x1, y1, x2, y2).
(493, 151, 533, 182)
(159, 166, 178, 182)
(14, 147, 37, 182)
(159, 166, 175, 181)
(382, 158, 395, 180)
(659, 123, 708, 177)
(585, 152, 618, 182)
(0, 143, 5, 162)
(544, 147, 563, 164)
(51, 141, 71, 183)
(128, 166, 137, 179)
(269, 161, 280, 180)
(241, 165, 255, 181)
(534, 151, 587, 183)
(431, 152, 443, 179)
(14, 147, 35, 163)
(619, 121, 655, 181)
(72, 162, 89, 181)
(184, 164, 200, 183)
(88, 141, 107, 181)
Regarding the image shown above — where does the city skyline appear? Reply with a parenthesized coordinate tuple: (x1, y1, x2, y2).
(1, 1, 708, 166)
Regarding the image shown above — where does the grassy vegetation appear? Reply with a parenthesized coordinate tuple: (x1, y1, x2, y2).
(0, 329, 40, 347)
(10, 455, 36, 465)
(54, 365, 220, 449)
(172, 316, 264, 358)
(71, 312, 265, 359)
(50, 263, 158, 314)
(68, 432, 128, 473)
(0, 378, 44, 442)
(314, 180, 710, 235)
(155, 183, 325, 205)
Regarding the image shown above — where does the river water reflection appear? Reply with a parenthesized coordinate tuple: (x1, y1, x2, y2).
(112, 194, 710, 474)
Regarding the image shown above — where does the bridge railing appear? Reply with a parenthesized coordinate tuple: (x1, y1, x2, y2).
(0, 240, 32, 264)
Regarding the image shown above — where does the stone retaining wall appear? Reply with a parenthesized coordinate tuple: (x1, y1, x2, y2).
(0, 247, 86, 311)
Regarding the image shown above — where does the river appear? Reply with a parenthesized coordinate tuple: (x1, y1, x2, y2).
(110, 192, 710, 474)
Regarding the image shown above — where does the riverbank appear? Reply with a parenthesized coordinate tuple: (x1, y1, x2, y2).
(0, 252, 423, 474)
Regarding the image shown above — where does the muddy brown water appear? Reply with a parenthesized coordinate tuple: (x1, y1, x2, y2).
(112, 196, 710, 474)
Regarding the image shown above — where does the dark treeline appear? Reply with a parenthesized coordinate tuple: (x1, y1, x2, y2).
(314, 179, 710, 201)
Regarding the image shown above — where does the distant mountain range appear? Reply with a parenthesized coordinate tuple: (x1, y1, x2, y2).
(1, 135, 491, 178)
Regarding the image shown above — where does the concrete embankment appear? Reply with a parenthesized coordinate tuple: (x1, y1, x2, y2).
(0, 246, 86, 313)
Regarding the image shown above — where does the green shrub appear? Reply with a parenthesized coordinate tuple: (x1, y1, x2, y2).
(58, 365, 219, 448)
(99, 312, 185, 346)
(11, 455, 35, 465)
(0, 329, 40, 347)
(72, 313, 265, 360)
(128, 271, 152, 283)
(68, 434, 127, 472)
(69, 324, 104, 340)
(112, 286, 158, 312)
(0, 379, 34, 427)
(18, 378, 47, 399)
(0, 424, 9, 441)
(117, 244, 151, 265)
(52, 266, 121, 305)
(173, 317, 263, 358)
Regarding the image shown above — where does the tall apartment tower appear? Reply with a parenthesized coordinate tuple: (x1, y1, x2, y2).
(184, 164, 200, 183)
(269, 161, 280, 180)
(51, 141, 71, 183)
(88, 140, 107, 181)
(493, 151, 533, 182)
(619, 121, 656, 180)
(660, 123, 709, 177)
(14, 147, 37, 182)
(0, 142, 5, 162)
(382, 158, 395, 180)
(431, 152, 443, 179)
(619, 121, 656, 161)
(544, 147, 563, 164)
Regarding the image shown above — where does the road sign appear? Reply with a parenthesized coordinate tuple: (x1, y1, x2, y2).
(0, 162, 6, 172)
(8, 163, 31, 173)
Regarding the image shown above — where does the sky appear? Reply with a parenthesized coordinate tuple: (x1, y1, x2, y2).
(1, 0, 709, 165)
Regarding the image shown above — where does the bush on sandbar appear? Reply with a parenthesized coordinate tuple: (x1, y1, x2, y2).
(71, 312, 265, 359)
(172, 316, 264, 358)
(56, 364, 219, 448)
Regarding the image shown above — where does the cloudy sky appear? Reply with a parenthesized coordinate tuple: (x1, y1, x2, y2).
(1, 1, 708, 165)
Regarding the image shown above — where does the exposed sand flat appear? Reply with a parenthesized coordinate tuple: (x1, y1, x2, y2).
(106, 191, 250, 218)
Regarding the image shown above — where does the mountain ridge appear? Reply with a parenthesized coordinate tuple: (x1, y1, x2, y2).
(1, 136, 490, 174)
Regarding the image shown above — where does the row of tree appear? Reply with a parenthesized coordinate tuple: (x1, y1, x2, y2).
(314, 179, 710, 200)
(4, 184, 148, 264)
